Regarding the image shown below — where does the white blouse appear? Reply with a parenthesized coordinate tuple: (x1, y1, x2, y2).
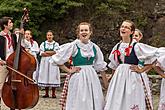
(156, 55, 165, 72)
(24, 40, 39, 58)
(40, 40, 59, 55)
(108, 40, 159, 70)
(51, 39, 107, 72)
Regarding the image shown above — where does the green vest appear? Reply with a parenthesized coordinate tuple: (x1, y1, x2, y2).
(72, 44, 97, 66)
(44, 41, 55, 51)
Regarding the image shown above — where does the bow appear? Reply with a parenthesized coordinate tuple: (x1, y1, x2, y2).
(112, 50, 121, 62)
(125, 46, 132, 56)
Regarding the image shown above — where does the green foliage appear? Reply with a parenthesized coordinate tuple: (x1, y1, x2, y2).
(0, 0, 154, 45)
(107, 0, 131, 11)
(149, 35, 165, 47)
(135, 16, 148, 27)
(148, 69, 157, 75)
(0, 0, 83, 43)
(93, 0, 134, 21)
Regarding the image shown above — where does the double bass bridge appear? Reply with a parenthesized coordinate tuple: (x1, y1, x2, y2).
(11, 80, 22, 83)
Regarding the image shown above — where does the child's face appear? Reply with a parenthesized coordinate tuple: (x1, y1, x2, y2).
(120, 21, 133, 39)
(25, 30, 32, 40)
(133, 31, 142, 42)
(46, 32, 54, 42)
(78, 24, 92, 44)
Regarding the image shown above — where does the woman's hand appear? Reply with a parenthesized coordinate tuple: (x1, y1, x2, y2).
(69, 66, 81, 74)
(25, 48, 30, 52)
(130, 65, 143, 73)
(59, 65, 81, 74)
(45, 51, 56, 56)
(41, 52, 50, 57)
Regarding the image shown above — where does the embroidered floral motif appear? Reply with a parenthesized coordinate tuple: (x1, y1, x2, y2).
(131, 105, 139, 110)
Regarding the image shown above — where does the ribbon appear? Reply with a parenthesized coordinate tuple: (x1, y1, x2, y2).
(5, 34, 12, 49)
(30, 38, 34, 46)
(112, 50, 121, 62)
(125, 46, 132, 56)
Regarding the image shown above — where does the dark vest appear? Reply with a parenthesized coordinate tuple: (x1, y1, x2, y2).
(124, 43, 139, 65)
(117, 42, 139, 65)
(0, 34, 17, 60)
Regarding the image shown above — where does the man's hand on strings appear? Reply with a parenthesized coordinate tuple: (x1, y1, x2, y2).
(0, 60, 6, 66)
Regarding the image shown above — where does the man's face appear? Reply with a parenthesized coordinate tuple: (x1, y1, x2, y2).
(5, 19, 13, 31)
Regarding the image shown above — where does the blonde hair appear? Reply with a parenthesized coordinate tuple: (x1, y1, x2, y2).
(13, 28, 19, 33)
(25, 30, 32, 36)
(135, 29, 143, 38)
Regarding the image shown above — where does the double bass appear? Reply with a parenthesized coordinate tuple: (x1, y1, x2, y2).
(2, 8, 39, 109)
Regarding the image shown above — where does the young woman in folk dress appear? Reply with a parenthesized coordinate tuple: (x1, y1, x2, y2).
(24, 30, 40, 82)
(24, 30, 39, 58)
(38, 30, 60, 98)
(50, 22, 108, 110)
(104, 20, 159, 110)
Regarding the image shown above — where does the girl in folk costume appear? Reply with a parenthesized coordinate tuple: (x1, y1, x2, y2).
(153, 55, 165, 110)
(38, 30, 60, 98)
(51, 22, 108, 110)
(104, 20, 158, 110)
(131, 28, 153, 108)
(24, 30, 39, 58)
(24, 30, 40, 82)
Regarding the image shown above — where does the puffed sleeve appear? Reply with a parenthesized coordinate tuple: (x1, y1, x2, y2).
(156, 55, 165, 71)
(30, 41, 40, 54)
(51, 42, 74, 65)
(54, 42, 60, 51)
(93, 44, 107, 72)
(156, 47, 165, 71)
(156, 47, 165, 57)
(134, 43, 158, 64)
(39, 42, 45, 56)
(108, 44, 119, 70)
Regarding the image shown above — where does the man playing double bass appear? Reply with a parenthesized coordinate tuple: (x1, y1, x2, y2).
(0, 16, 31, 110)
(0, 17, 17, 108)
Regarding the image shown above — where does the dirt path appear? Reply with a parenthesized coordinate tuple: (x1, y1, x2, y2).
(1, 89, 160, 110)
(1, 89, 61, 110)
